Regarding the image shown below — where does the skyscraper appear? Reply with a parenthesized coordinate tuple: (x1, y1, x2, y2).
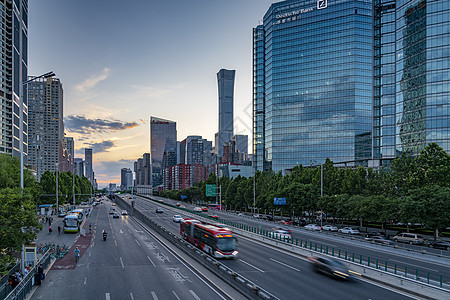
(85, 148, 93, 185)
(63, 136, 74, 172)
(74, 158, 84, 177)
(232, 135, 248, 154)
(27, 77, 64, 179)
(373, 0, 450, 160)
(254, 0, 373, 172)
(0, 1, 28, 160)
(215, 69, 236, 157)
(150, 117, 177, 187)
(120, 168, 132, 190)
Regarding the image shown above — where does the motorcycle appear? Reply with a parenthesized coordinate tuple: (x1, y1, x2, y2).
(103, 232, 107, 241)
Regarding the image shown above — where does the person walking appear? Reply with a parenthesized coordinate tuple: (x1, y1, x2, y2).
(89, 224, 92, 234)
(58, 225, 61, 234)
(38, 264, 44, 281)
(48, 225, 52, 234)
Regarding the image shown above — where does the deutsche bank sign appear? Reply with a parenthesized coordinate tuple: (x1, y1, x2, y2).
(274, 197, 287, 205)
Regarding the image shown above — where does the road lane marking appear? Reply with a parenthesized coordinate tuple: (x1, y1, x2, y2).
(120, 229, 123, 233)
(172, 291, 181, 300)
(84, 277, 87, 285)
(128, 229, 132, 233)
(115, 240, 118, 247)
(147, 256, 156, 267)
(130, 293, 134, 300)
(120, 257, 125, 269)
(89, 252, 91, 257)
(269, 258, 301, 272)
(389, 259, 438, 272)
(151, 291, 158, 300)
(105, 293, 110, 300)
(189, 290, 201, 300)
(87, 263, 89, 269)
(239, 259, 265, 273)
(135, 239, 141, 246)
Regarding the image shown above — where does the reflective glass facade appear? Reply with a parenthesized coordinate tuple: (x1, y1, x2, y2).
(374, 0, 450, 158)
(150, 116, 177, 187)
(253, 0, 373, 172)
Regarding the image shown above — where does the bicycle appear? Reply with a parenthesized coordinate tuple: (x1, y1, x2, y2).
(75, 253, 79, 263)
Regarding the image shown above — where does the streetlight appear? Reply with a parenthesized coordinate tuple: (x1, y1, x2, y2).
(20, 71, 55, 191)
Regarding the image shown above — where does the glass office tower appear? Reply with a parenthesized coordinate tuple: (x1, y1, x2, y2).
(150, 116, 177, 187)
(373, 0, 450, 159)
(253, 0, 373, 172)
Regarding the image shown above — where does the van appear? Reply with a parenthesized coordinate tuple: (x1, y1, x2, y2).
(392, 233, 426, 245)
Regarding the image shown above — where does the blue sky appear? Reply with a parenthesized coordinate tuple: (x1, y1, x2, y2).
(29, 0, 275, 186)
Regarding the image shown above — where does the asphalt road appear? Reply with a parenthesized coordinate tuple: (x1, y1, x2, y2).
(123, 195, 418, 300)
(146, 194, 450, 286)
(31, 201, 229, 300)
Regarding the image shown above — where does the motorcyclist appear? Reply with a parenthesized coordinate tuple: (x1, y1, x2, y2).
(102, 230, 107, 240)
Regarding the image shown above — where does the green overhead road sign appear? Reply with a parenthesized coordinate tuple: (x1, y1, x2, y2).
(206, 184, 216, 197)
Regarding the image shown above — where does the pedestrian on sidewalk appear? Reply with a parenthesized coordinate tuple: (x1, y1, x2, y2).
(38, 264, 44, 281)
(48, 225, 52, 234)
(58, 225, 61, 234)
(89, 224, 92, 233)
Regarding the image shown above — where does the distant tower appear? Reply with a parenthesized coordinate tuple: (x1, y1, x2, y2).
(85, 148, 93, 185)
(215, 69, 235, 157)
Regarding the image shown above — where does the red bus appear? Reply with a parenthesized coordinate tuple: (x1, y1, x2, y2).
(180, 218, 238, 258)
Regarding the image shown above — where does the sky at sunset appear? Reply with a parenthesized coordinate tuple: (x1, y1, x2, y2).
(28, 0, 275, 187)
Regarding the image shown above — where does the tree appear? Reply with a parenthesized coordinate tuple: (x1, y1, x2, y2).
(414, 143, 450, 188)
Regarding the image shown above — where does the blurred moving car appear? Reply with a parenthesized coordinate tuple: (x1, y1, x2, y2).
(201, 207, 208, 212)
(427, 240, 450, 250)
(264, 215, 274, 221)
(210, 215, 219, 219)
(155, 208, 164, 214)
(193, 207, 202, 212)
(365, 231, 389, 239)
(292, 219, 306, 226)
(158, 199, 164, 203)
(237, 213, 244, 216)
(365, 236, 393, 245)
(270, 229, 292, 240)
(58, 212, 67, 218)
(121, 210, 128, 215)
(308, 256, 351, 280)
(338, 227, 360, 235)
(173, 215, 183, 223)
(113, 212, 120, 218)
(253, 214, 262, 219)
(109, 209, 115, 214)
(304, 224, 322, 231)
(176, 203, 181, 207)
(392, 233, 426, 245)
(322, 225, 338, 232)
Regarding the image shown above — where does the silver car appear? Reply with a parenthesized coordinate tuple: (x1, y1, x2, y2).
(322, 225, 338, 232)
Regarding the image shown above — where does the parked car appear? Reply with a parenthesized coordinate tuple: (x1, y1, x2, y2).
(392, 233, 426, 245)
(155, 208, 163, 214)
(365, 231, 389, 239)
(322, 225, 338, 232)
(338, 227, 360, 235)
(308, 256, 351, 280)
(173, 215, 183, 223)
(365, 236, 393, 245)
(304, 224, 322, 231)
(427, 240, 450, 250)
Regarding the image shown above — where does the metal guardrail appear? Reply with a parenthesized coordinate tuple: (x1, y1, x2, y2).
(3, 249, 52, 300)
(115, 195, 279, 300)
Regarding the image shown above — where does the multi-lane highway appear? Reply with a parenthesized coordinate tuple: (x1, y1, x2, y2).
(146, 194, 450, 285)
(121, 194, 422, 300)
(32, 201, 231, 300)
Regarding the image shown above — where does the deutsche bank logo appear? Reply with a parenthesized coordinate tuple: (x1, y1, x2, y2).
(317, 0, 327, 9)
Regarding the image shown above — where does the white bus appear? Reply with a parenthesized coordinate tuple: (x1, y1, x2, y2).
(63, 214, 79, 233)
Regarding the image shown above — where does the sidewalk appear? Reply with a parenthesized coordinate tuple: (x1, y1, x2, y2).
(51, 233, 92, 271)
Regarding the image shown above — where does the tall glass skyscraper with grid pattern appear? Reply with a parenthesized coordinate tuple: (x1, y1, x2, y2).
(253, 0, 373, 172)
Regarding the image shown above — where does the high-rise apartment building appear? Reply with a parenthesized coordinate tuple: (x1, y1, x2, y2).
(27, 77, 64, 179)
(74, 158, 84, 177)
(85, 148, 93, 185)
(63, 137, 74, 172)
(150, 117, 177, 187)
(0, 0, 28, 161)
(215, 69, 235, 157)
(253, 0, 373, 172)
(373, 0, 450, 161)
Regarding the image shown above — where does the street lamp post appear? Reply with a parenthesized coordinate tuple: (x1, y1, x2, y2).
(20, 71, 55, 191)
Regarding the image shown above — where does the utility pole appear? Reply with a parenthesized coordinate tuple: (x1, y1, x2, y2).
(320, 164, 323, 227)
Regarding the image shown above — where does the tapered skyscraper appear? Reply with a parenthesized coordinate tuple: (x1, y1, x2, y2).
(215, 69, 235, 157)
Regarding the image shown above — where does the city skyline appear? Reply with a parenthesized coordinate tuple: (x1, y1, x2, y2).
(28, 0, 274, 186)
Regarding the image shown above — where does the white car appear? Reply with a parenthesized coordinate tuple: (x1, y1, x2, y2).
(193, 207, 202, 212)
(269, 230, 292, 241)
(322, 225, 338, 232)
(338, 227, 360, 234)
(173, 215, 183, 223)
(304, 224, 322, 231)
(253, 214, 262, 219)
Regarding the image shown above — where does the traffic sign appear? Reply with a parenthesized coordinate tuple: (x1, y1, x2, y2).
(274, 197, 286, 205)
(206, 184, 216, 197)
